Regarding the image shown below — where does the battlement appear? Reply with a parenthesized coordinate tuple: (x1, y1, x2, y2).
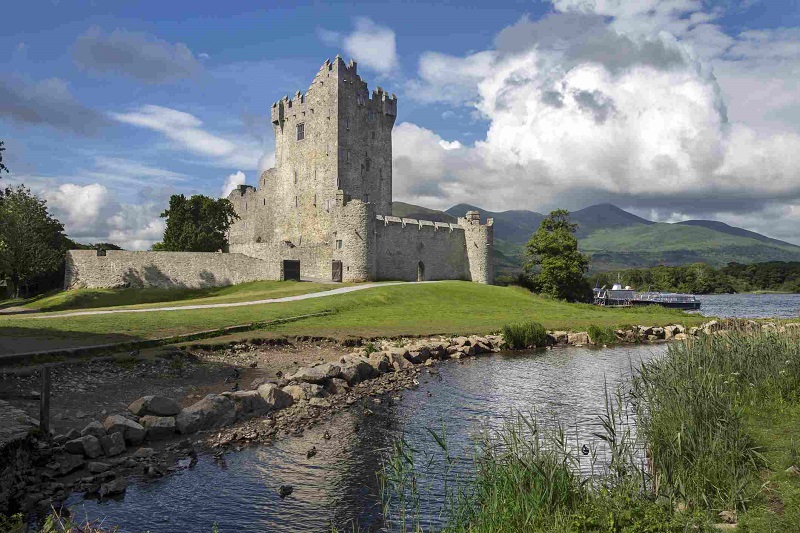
(376, 215, 462, 232)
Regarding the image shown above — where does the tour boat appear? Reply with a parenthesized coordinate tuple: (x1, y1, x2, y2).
(593, 284, 701, 310)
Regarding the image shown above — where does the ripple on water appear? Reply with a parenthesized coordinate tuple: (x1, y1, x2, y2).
(67, 343, 668, 533)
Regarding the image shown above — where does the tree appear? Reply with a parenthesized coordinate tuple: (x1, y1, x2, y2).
(524, 209, 591, 302)
(0, 141, 9, 175)
(152, 194, 239, 252)
(0, 185, 68, 297)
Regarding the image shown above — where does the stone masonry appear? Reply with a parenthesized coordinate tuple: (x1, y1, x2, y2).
(65, 56, 493, 289)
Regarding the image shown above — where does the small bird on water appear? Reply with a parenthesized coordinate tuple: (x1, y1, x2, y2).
(307, 446, 317, 459)
(581, 444, 590, 456)
(278, 485, 293, 499)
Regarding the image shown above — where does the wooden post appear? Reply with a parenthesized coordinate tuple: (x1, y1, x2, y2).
(39, 367, 51, 435)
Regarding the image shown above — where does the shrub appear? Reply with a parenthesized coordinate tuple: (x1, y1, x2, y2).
(502, 321, 548, 349)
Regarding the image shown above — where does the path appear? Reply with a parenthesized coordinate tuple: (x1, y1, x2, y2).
(15, 281, 429, 320)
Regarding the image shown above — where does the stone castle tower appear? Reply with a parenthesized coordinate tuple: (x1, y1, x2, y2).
(226, 56, 493, 284)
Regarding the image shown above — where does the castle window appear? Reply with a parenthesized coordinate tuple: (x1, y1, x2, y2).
(295, 196, 299, 208)
(336, 175, 341, 188)
(325, 199, 333, 212)
(368, 109, 374, 121)
(379, 168, 383, 177)
(365, 158, 371, 172)
(296, 123, 304, 141)
(335, 239, 343, 250)
(288, 100, 292, 108)
(263, 199, 266, 206)
(346, 150, 350, 162)
(326, 143, 329, 156)
(313, 194, 317, 207)
(345, 118, 350, 131)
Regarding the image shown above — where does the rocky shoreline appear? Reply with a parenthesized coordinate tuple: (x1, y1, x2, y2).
(2, 318, 795, 519)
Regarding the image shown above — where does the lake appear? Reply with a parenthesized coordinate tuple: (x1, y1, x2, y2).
(695, 293, 800, 319)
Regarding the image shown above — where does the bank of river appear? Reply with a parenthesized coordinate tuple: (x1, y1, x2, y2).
(66, 343, 666, 533)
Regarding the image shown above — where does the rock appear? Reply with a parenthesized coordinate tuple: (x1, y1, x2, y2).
(640, 326, 655, 337)
(674, 333, 689, 341)
(99, 477, 127, 498)
(221, 390, 270, 421)
(64, 435, 103, 459)
(65, 428, 81, 440)
(282, 383, 323, 402)
(718, 510, 737, 524)
(140, 415, 176, 440)
(99, 432, 126, 457)
(325, 378, 351, 395)
(689, 327, 700, 336)
(88, 462, 110, 474)
(49, 452, 85, 476)
(567, 332, 590, 345)
(287, 363, 341, 384)
(702, 320, 721, 335)
(550, 331, 569, 344)
(405, 347, 431, 364)
(452, 336, 470, 347)
(128, 396, 181, 417)
(175, 395, 236, 434)
(103, 415, 146, 445)
(651, 327, 665, 339)
(337, 356, 378, 385)
(80, 421, 106, 439)
(309, 397, 331, 408)
(133, 447, 155, 459)
(367, 353, 391, 373)
(256, 383, 295, 410)
(785, 465, 800, 477)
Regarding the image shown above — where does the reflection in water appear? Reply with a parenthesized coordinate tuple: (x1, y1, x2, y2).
(67, 344, 666, 533)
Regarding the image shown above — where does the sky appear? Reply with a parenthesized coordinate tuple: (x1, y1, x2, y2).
(2, 0, 800, 249)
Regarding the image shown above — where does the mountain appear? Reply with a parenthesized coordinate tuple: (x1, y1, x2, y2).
(394, 201, 800, 275)
(676, 220, 797, 248)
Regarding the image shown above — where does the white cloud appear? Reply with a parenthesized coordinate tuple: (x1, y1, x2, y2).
(221, 170, 246, 197)
(395, 4, 800, 243)
(110, 104, 266, 169)
(319, 18, 399, 76)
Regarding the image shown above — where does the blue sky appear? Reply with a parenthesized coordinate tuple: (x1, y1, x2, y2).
(3, 0, 800, 248)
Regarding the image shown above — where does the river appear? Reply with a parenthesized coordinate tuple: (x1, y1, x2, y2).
(66, 343, 665, 533)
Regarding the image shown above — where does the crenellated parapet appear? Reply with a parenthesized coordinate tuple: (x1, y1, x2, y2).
(458, 211, 495, 284)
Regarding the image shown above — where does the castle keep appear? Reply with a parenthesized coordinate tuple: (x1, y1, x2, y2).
(65, 57, 493, 289)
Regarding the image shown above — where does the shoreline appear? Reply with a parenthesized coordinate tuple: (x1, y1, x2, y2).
(2, 318, 797, 521)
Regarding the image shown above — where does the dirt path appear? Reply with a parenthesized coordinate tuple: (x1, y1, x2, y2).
(15, 281, 431, 320)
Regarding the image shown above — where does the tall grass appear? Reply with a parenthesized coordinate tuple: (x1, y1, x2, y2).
(502, 321, 548, 349)
(587, 324, 618, 345)
(380, 326, 800, 531)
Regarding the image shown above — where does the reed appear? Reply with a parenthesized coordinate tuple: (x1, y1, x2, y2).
(501, 321, 548, 349)
(587, 324, 618, 345)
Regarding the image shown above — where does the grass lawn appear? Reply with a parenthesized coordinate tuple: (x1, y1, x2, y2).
(0, 282, 706, 353)
(0, 280, 341, 313)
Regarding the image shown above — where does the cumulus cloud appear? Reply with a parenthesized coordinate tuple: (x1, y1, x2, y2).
(110, 105, 266, 169)
(395, 3, 800, 243)
(73, 27, 203, 83)
(40, 182, 167, 250)
(318, 18, 399, 75)
(0, 76, 110, 134)
(221, 170, 246, 197)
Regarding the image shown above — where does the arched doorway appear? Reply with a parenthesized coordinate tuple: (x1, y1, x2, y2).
(417, 261, 425, 282)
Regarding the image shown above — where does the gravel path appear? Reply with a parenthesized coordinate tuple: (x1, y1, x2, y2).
(17, 281, 431, 320)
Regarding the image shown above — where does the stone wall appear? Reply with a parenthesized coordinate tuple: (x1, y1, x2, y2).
(373, 216, 469, 281)
(65, 250, 279, 289)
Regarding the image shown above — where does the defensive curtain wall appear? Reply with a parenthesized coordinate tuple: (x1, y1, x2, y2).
(64, 250, 277, 290)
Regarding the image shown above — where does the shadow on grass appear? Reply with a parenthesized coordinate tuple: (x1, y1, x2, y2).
(0, 326, 144, 357)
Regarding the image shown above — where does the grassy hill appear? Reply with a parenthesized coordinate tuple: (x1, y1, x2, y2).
(395, 201, 800, 275)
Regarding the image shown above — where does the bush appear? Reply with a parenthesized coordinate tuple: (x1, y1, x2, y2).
(587, 325, 618, 345)
(502, 321, 548, 349)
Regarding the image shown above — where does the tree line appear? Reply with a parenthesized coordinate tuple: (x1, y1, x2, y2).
(588, 262, 800, 294)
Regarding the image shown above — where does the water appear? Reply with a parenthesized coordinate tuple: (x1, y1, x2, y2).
(66, 344, 666, 533)
(695, 293, 800, 318)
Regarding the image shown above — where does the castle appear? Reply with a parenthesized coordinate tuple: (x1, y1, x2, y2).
(65, 57, 494, 289)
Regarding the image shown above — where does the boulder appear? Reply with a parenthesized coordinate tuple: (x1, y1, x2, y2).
(128, 396, 181, 417)
(282, 383, 323, 402)
(325, 378, 351, 395)
(99, 432, 126, 457)
(80, 421, 106, 439)
(567, 332, 590, 345)
(64, 435, 103, 459)
(287, 363, 341, 384)
(702, 320, 721, 335)
(550, 331, 569, 344)
(99, 478, 127, 498)
(674, 333, 689, 341)
(65, 428, 81, 440)
(257, 383, 295, 410)
(337, 356, 378, 385)
(222, 390, 271, 421)
(133, 447, 155, 459)
(452, 336, 470, 348)
(651, 327, 665, 339)
(140, 415, 176, 440)
(639, 326, 655, 336)
(405, 347, 431, 364)
(48, 452, 85, 476)
(103, 415, 146, 445)
(175, 395, 236, 434)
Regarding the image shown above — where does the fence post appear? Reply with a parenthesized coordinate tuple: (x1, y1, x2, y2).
(39, 367, 51, 435)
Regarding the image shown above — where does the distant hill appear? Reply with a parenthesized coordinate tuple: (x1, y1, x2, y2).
(393, 201, 800, 275)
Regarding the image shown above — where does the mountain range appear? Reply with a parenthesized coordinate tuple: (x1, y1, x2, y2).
(392, 202, 800, 275)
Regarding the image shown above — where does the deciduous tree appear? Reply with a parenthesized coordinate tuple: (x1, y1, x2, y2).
(0, 141, 9, 175)
(525, 209, 591, 302)
(152, 194, 239, 252)
(0, 186, 67, 297)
